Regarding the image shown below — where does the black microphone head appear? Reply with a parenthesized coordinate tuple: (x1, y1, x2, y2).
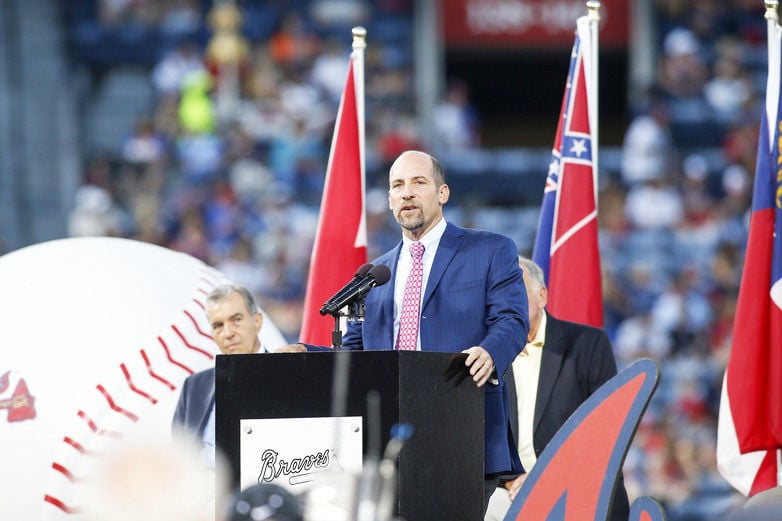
(355, 263, 373, 278)
(368, 264, 391, 286)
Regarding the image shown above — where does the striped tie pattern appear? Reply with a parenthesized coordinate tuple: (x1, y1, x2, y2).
(396, 241, 425, 350)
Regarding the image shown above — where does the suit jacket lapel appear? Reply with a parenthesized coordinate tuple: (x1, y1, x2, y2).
(380, 242, 403, 331)
(362, 242, 402, 349)
(534, 315, 565, 434)
(423, 223, 462, 309)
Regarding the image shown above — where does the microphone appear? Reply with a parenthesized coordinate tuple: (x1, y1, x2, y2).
(319, 263, 374, 316)
(320, 264, 391, 317)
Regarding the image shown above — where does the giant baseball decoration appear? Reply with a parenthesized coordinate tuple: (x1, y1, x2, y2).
(0, 238, 288, 520)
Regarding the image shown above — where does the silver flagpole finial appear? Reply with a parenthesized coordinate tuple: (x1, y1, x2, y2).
(352, 26, 367, 50)
(766, 0, 779, 21)
(586, 0, 602, 21)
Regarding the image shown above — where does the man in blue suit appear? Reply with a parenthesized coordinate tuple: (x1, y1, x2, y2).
(285, 150, 529, 513)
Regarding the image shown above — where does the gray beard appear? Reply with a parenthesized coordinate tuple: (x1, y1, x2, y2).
(397, 213, 424, 232)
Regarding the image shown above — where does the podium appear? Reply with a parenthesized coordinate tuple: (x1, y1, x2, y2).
(216, 350, 484, 520)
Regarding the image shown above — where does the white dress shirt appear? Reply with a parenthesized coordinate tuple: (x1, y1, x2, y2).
(392, 218, 447, 350)
(202, 402, 216, 468)
(512, 311, 547, 471)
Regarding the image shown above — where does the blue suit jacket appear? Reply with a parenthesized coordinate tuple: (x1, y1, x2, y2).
(340, 222, 529, 475)
(172, 367, 215, 438)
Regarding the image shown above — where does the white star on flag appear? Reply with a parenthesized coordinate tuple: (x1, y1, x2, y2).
(570, 139, 587, 157)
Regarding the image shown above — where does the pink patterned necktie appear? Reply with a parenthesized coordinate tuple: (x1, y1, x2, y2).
(396, 241, 425, 350)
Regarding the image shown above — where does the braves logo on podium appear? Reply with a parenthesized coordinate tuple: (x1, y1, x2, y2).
(504, 359, 666, 521)
(0, 371, 36, 423)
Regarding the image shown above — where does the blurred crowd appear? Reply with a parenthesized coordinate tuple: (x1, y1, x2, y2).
(60, 0, 772, 519)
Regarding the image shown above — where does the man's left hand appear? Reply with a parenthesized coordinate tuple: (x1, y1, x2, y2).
(462, 346, 495, 387)
(503, 473, 528, 500)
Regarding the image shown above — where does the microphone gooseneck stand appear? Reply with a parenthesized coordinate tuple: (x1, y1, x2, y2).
(325, 297, 408, 521)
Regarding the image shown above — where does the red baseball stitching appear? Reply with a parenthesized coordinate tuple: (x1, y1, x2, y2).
(184, 309, 214, 340)
(51, 462, 82, 483)
(120, 363, 157, 404)
(157, 337, 194, 375)
(63, 436, 100, 456)
(77, 410, 123, 439)
(96, 385, 139, 422)
(140, 349, 176, 390)
(44, 495, 79, 514)
(172, 325, 213, 358)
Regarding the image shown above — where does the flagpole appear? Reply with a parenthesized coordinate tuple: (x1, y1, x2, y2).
(586, 1, 600, 207)
(352, 25, 367, 202)
(767, 0, 779, 148)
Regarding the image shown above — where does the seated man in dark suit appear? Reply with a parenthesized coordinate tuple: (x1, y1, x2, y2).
(485, 256, 630, 521)
(172, 284, 264, 467)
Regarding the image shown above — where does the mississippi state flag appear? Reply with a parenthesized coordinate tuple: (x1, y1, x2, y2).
(532, 17, 602, 327)
(300, 47, 367, 346)
(717, 16, 782, 496)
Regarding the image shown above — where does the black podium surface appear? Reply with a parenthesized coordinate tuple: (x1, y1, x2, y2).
(216, 350, 484, 521)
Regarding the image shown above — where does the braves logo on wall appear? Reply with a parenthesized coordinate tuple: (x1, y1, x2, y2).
(0, 371, 36, 423)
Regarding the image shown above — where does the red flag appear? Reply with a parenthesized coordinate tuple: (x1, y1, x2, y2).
(532, 17, 602, 327)
(299, 47, 367, 346)
(717, 13, 782, 496)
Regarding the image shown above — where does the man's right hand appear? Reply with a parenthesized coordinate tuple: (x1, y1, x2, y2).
(274, 343, 307, 353)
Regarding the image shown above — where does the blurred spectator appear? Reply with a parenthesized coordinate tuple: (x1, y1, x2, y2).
(375, 110, 423, 169)
(203, 181, 243, 257)
(432, 79, 480, 151)
(269, 12, 320, 71)
(613, 308, 672, 365)
(215, 236, 271, 298)
(152, 38, 205, 97)
(159, 0, 201, 43)
(310, 38, 350, 103)
(650, 267, 713, 356)
(176, 131, 224, 185)
(621, 93, 676, 186)
(244, 43, 283, 100)
(658, 27, 709, 100)
(703, 39, 755, 123)
(179, 70, 216, 135)
(277, 67, 328, 123)
(310, 0, 370, 29)
(238, 96, 288, 145)
(68, 184, 127, 237)
(121, 115, 168, 167)
(98, 0, 156, 27)
(268, 117, 326, 194)
(168, 207, 211, 262)
(625, 177, 684, 230)
(722, 116, 760, 175)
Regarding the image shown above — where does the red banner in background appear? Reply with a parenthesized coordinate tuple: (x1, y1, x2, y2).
(440, 0, 628, 50)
